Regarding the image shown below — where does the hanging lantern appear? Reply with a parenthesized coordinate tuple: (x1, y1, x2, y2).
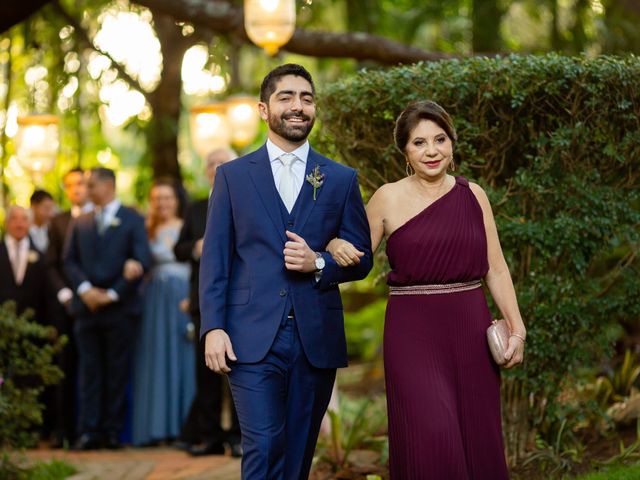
(226, 95, 260, 149)
(15, 114, 59, 175)
(244, 0, 296, 56)
(190, 102, 231, 158)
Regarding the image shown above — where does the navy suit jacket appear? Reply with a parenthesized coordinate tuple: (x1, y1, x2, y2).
(63, 204, 152, 317)
(199, 145, 373, 369)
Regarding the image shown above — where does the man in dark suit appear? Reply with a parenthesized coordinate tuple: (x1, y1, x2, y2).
(64, 167, 151, 450)
(200, 64, 373, 478)
(0, 205, 47, 320)
(45, 168, 93, 447)
(175, 147, 241, 457)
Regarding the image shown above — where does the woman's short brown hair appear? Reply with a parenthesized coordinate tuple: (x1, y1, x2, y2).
(394, 100, 457, 153)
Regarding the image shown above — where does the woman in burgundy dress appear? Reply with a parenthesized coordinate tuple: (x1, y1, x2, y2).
(327, 100, 525, 479)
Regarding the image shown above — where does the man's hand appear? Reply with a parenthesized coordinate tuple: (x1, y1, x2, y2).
(283, 231, 317, 273)
(123, 259, 144, 281)
(80, 287, 103, 312)
(179, 298, 190, 313)
(326, 238, 364, 267)
(204, 329, 237, 374)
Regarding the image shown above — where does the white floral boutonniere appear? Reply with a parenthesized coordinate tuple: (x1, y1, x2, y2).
(305, 164, 325, 201)
(27, 250, 39, 263)
(110, 217, 121, 228)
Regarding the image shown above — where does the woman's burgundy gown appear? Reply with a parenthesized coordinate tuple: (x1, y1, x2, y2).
(384, 176, 509, 479)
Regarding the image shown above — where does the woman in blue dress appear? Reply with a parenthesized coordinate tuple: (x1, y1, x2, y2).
(132, 179, 196, 446)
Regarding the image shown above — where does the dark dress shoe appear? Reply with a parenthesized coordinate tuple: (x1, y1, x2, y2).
(226, 434, 242, 458)
(73, 434, 102, 451)
(172, 439, 192, 451)
(188, 441, 225, 456)
(228, 440, 242, 458)
(104, 432, 123, 450)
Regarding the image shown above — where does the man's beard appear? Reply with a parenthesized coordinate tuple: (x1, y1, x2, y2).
(268, 110, 315, 142)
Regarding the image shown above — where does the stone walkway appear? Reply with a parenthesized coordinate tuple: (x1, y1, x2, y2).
(23, 446, 241, 480)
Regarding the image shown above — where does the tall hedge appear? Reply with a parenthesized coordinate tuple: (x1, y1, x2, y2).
(318, 54, 640, 458)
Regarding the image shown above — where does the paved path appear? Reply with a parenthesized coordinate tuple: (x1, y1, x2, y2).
(23, 446, 241, 480)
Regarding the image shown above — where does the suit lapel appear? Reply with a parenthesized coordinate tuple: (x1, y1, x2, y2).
(0, 241, 16, 287)
(21, 239, 40, 286)
(248, 145, 287, 243)
(99, 205, 123, 244)
(296, 148, 328, 233)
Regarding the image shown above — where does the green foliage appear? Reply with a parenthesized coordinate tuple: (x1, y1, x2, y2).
(0, 302, 65, 451)
(0, 456, 77, 480)
(598, 350, 640, 403)
(318, 53, 640, 458)
(318, 395, 387, 470)
(576, 461, 640, 480)
(343, 298, 386, 361)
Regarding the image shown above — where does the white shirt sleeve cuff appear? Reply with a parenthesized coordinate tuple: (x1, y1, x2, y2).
(57, 288, 73, 304)
(77, 282, 92, 295)
(106, 289, 119, 302)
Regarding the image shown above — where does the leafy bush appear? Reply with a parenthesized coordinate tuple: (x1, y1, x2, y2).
(0, 302, 65, 451)
(318, 53, 640, 460)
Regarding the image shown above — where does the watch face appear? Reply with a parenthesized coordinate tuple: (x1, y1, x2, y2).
(315, 255, 326, 270)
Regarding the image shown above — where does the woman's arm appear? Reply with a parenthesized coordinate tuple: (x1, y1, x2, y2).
(326, 185, 388, 265)
(470, 182, 526, 369)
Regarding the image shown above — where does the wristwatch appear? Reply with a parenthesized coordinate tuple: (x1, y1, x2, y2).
(314, 252, 325, 272)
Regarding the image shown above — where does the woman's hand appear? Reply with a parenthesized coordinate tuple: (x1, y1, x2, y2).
(326, 238, 364, 267)
(123, 259, 144, 281)
(503, 335, 525, 369)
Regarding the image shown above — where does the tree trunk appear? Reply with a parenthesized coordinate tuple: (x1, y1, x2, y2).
(472, 0, 502, 53)
(146, 9, 192, 180)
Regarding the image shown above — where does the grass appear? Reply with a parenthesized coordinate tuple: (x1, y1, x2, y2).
(0, 458, 76, 480)
(574, 462, 640, 480)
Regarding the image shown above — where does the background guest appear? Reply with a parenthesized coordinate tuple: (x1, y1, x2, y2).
(131, 178, 195, 446)
(0, 205, 47, 320)
(29, 189, 56, 253)
(174, 148, 241, 457)
(45, 167, 93, 448)
(64, 167, 151, 450)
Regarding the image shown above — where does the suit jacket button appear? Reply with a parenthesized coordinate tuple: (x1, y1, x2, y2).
(279, 289, 287, 297)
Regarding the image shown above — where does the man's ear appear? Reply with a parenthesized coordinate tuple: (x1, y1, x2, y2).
(258, 102, 269, 121)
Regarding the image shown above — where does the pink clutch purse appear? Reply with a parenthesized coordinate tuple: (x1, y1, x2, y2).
(487, 319, 510, 366)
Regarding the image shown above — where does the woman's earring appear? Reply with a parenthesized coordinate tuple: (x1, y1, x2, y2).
(449, 157, 456, 172)
(406, 163, 414, 176)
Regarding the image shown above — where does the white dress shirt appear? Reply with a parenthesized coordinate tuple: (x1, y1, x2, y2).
(29, 224, 48, 253)
(71, 201, 94, 218)
(267, 139, 309, 208)
(5, 235, 29, 285)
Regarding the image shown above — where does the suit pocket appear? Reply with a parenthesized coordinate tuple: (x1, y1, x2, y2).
(312, 203, 340, 213)
(227, 288, 250, 306)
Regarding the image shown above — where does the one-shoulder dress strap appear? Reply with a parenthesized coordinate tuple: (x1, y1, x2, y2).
(455, 175, 469, 187)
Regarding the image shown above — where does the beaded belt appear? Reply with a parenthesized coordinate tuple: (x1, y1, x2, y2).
(388, 280, 482, 296)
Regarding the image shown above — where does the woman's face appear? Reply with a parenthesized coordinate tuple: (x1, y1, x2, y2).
(149, 185, 178, 222)
(405, 119, 453, 179)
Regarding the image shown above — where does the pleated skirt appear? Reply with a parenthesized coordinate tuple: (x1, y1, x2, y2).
(383, 287, 509, 479)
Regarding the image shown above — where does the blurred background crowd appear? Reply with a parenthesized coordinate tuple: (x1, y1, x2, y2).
(0, 148, 242, 457)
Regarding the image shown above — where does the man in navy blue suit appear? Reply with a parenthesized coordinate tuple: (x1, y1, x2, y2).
(64, 167, 151, 450)
(200, 64, 373, 479)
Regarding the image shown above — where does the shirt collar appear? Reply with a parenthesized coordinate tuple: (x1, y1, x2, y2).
(98, 198, 121, 217)
(266, 138, 309, 165)
(5, 235, 29, 248)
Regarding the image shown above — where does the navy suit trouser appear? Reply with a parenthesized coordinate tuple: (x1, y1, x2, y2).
(228, 313, 336, 480)
(74, 307, 135, 437)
